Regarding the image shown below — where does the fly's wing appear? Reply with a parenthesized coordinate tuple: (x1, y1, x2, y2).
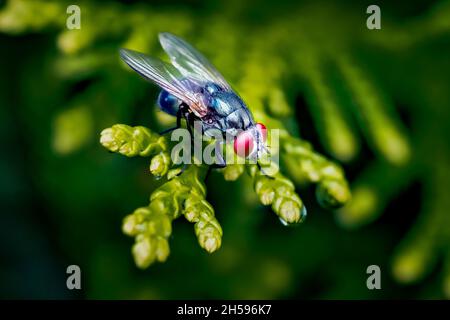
(159, 32, 232, 91)
(119, 48, 207, 117)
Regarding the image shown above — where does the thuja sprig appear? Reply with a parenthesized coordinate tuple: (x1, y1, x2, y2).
(281, 135, 351, 209)
(122, 206, 172, 268)
(100, 121, 350, 267)
(100, 124, 171, 177)
(100, 124, 167, 157)
(247, 164, 306, 225)
(100, 125, 222, 267)
(121, 165, 222, 268)
(221, 163, 245, 181)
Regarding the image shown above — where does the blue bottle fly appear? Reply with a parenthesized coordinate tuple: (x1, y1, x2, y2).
(120, 32, 267, 162)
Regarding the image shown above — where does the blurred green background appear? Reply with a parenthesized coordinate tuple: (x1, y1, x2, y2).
(1, 0, 450, 299)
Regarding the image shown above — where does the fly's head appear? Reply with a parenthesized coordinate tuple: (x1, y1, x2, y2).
(233, 122, 268, 160)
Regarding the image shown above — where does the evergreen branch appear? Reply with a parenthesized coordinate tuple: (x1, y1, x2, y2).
(122, 207, 172, 268)
(247, 164, 306, 225)
(300, 55, 360, 162)
(281, 135, 351, 209)
(221, 164, 245, 181)
(122, 165, 222, 268)
(335, 55, 411, 165)
(100, 124, 167, 157)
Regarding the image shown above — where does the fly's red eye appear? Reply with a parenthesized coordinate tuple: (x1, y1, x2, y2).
(234, 131, 255, 157)
(256, 122, 267, 142)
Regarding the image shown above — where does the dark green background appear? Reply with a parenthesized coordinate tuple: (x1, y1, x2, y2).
(1, 0, 449, 299)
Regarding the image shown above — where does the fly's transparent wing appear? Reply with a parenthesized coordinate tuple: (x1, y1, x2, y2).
(119, 48, 207, 117)
(159, 32, 232, 90)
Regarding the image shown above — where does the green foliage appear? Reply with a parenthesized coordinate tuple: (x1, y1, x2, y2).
(100, 123, 348, 266)
(122, 165, 222, 268)
(2, 0, 450, 299)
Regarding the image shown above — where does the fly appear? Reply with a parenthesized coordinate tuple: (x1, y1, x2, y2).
(119, 32, 267, 167)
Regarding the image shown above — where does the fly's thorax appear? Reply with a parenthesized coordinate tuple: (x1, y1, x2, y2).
(209, 90, 246, 114)
(208, 91, 254, 128)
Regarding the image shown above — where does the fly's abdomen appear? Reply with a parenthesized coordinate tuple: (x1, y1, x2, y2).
(157, 89, 180, 116)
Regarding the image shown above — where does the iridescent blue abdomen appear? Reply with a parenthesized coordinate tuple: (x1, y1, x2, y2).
(158, 89, 179, 116)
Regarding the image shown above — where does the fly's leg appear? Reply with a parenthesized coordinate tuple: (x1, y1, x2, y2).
(205, 163, 227, 181)
(205, 140, 227, 181)
(205, 165, 213, 181)
(174, 103, 194, 177)
(183, 108, 198, 161)
(214, 140, 227, 167)
(158, 126, 178, 136)
(257, 161, 275, 179)
(176, 163, 189, 176)
(205, 165, 227, 182)
(178, 103, 190, 128)
(158, 103, 188, 136)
